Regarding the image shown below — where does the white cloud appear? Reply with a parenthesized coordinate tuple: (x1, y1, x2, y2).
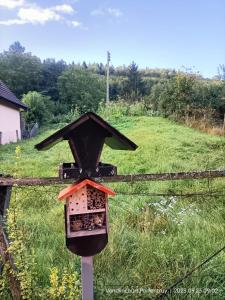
(0, 19, 26, 25)
(53, 4, 74, 14)
(90, 8, 104, 16)
(17, 7, 61, 24)
(0, 3, 78, 26)
(71, 20, 81, 27)
(107, 8, 123, 17)
(70, 20, 87, 30)
(0, 0, 24, 9)
(91, 7, 123, 18)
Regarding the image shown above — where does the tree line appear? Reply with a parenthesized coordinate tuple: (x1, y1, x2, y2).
(0, 41, 224, 127)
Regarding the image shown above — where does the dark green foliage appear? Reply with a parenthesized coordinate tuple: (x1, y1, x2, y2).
(109, 77, 127, 101)
(58, 67, 105, 113)
(40, 58, 67, 101)
(114, 65, 128, 76)
(1, 41, 225, 127)
(8, 41, 25, 54)
(22, 91, 53, 125)
(156, 74, 196, 117)
(82, 61, 88, 69)
(149, 73, 225, 120)
(122, 62, 146, 101)
(97, 63, 105, 75)
(0, 42, 42, 98)
(109, 81, 120, 101)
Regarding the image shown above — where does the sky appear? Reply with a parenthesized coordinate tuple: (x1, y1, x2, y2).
(0, 0, 224, 78)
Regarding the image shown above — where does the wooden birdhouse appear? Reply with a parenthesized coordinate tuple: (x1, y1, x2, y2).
(58, 179, 115, 240)
(36, 112, 137, 257)
(35, 112, 138, 179)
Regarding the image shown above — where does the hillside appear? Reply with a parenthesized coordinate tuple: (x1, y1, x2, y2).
(2, 116, 225, 176)
(1, 116, 225, 299)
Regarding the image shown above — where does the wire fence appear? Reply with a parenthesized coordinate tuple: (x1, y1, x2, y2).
(0, 172, 225, 299)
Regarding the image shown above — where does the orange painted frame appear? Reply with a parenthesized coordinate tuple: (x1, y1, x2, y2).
(58, 179, 115, 201)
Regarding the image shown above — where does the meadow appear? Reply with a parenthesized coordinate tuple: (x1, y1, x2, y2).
(1, 115, 225, 299)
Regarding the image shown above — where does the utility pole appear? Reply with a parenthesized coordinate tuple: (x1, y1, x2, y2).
(106, 51, 110, 104)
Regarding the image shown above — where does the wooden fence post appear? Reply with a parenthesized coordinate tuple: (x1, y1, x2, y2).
(0, 186, 12, 222)
(0, 186, 22, 300)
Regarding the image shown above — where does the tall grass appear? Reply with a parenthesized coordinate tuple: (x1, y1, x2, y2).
(1, 116, 225, 299)
(97, 100, 156, 121)
(184, 116, 225, 137)
(98, 100, 225, 138)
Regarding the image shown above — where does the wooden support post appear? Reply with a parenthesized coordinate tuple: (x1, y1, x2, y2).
(81, 256, 94, 300)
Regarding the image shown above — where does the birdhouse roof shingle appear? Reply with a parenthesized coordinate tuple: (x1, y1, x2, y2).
(58, 179, 115, 200)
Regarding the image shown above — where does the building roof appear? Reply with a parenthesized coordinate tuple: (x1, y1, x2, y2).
(0, 80, 28, 110)
(58, 179, 116, 200)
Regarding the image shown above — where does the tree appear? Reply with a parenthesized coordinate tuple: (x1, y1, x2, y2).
(97, 63, 105, 75)
(22, 91, 53, 125)
(155, 73, 197, 117)
(148, 79, 168, 111)
(149, 73, 224, 119)
(0, 42, 42, 97)
(82, 61, 88, 70)
(123, 61, 146, 101)
(109, 65, 115, 75)
(115, 65, 128, 76)
(40, 58, 67, 101)
(58, 68, 105, 114)
(9, 41, 25, 54)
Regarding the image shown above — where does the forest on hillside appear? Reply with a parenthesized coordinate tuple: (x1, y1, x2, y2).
(1, 41, 225, 130)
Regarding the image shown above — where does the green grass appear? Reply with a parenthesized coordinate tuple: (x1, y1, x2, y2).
(1, 116, 225, 299)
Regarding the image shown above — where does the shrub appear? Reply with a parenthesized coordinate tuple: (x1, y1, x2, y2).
(98, 100, 154, 121)
(22, 91, 54, 126)
(58, 68, 105, 114)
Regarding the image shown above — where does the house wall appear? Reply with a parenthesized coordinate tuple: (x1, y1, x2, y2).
(0, 102, 21, 145)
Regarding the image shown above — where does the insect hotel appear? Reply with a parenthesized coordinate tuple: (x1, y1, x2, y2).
(58, 179, 115, 238)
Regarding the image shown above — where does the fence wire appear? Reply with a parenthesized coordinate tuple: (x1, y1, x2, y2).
(1, 177, 225, 299)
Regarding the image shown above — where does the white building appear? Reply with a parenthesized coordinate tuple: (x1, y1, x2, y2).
(0, 80, 28, 145)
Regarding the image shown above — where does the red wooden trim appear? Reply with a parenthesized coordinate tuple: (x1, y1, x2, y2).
(58, 179, 116, 200)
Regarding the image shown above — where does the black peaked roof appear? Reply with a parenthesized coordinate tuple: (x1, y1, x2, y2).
(0, 80, 28, 110)
(35, 112, 138, 151)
